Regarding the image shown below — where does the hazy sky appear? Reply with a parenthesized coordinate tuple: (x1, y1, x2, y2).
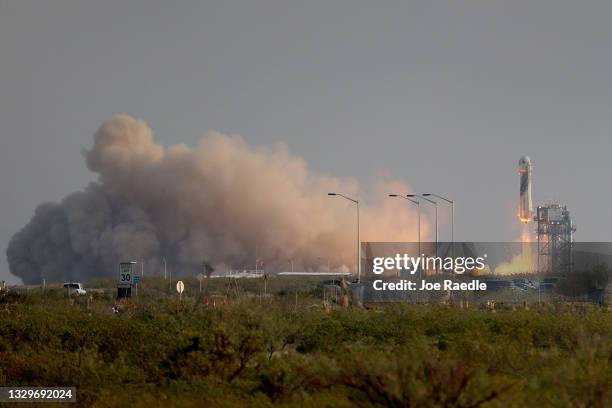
(2, 1, 612, 283)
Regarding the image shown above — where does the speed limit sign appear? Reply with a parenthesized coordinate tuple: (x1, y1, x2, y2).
(118, 262, 136, 287)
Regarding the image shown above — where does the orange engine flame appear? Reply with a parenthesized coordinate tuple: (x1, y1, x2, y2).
(494, 224, 534, 275)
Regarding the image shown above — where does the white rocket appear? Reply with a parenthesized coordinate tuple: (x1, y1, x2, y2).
(518, 156, 533, 223)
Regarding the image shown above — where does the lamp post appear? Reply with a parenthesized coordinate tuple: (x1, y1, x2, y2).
(258, 260, 266, 294)
(408, 194, 438, 272)
(389, 193, 421, 301)
(162, 258, 171, 292)
(388, 194, 421, 259)
(328, 193, 361, 282)
(423, 194, 454, 260)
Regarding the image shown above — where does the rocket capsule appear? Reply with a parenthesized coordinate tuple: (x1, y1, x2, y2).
(518, 156, 533, 223)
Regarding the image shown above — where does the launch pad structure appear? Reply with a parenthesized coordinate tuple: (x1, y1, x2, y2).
(518, 156, 576, 275)
(535, 203, 575, 275)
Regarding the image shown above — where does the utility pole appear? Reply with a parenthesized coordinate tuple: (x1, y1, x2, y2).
(328, 193, 361, 282)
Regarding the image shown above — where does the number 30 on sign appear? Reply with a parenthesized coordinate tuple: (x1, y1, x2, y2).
(118, 262, 135, 287)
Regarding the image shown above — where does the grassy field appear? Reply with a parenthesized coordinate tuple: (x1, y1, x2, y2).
(0, 277, 611, 407)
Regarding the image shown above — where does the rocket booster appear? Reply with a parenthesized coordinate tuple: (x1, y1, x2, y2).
(518, 156, 533, 223)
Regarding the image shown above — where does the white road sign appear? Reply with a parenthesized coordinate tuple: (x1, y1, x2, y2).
(176, 280, 185, 294)
(118, 262, 135, 287)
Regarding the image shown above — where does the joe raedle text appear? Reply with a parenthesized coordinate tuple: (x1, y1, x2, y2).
(372, 279, 487, 292)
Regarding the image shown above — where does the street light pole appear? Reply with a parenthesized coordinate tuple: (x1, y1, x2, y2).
(388, 194, 421, 259)
(389, 193, 422, 302)
(357, 201, 360, 280)
(423, 194, 454, 261)
(328, 193, 361, 282)
(409, 194, 438, 272)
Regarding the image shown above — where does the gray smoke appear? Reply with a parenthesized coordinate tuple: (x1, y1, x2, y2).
(7, 115, 426, 284)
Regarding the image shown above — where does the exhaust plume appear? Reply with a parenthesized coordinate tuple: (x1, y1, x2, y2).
(7, 115, 425, 283)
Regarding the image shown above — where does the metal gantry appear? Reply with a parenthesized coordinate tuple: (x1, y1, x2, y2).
(536, 203, 575, 275)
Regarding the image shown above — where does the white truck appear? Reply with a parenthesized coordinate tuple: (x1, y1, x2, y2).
(63, 282, 87, 296)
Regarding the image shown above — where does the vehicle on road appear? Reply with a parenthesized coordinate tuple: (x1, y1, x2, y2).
(63, 282, 87, 296)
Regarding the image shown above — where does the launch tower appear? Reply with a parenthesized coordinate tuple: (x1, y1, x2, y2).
(535, 204, 575, 274)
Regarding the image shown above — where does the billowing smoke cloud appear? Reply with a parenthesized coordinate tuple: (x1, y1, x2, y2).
(7, 115, 426, 284)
